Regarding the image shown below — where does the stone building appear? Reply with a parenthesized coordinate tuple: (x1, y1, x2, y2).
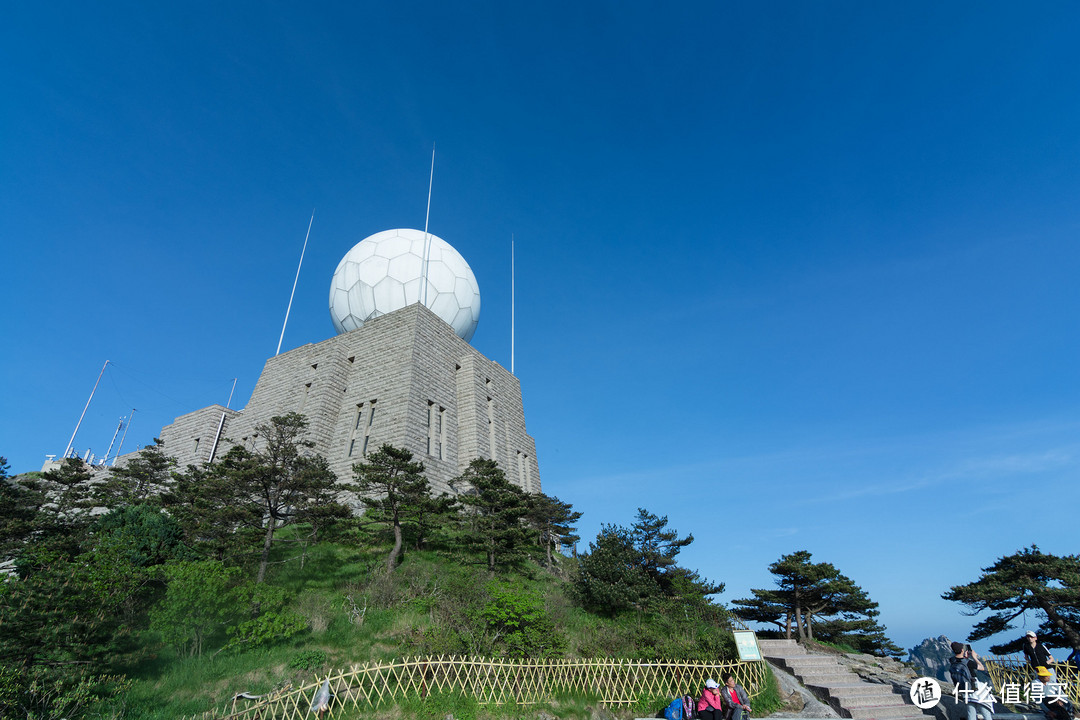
(159, 302, 540, 494)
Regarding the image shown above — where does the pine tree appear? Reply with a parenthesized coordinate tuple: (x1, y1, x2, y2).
(574, 524, 656, 614)
(525, 493, 582, 567)
(735, 550, 901, 657)
(349, 443, 431, 573)
(630, 508, 694, 592)
(453, 458, 529, 572)
(943, 545, 1080, 654)
(94, 439, 175, 507)
(217, 413, 348, 584)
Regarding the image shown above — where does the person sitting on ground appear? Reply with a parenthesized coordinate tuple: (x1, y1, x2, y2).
(1024, 631, 1058, 681)
(1036, 665, 1074, 720)
(697, 678, 725, 720)
(720, 673, 751, 720)
(949, 641, 992, 720)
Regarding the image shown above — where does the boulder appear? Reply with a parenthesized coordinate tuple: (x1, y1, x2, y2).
(908, 635, 955, 681)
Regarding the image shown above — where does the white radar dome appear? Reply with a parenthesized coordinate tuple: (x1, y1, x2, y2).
(329, 228, 481, 342)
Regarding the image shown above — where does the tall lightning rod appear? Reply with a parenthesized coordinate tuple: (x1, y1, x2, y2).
(64, 359, 109, 459)
(277, 210, 315, 356)
(421, 145, 435, 306)
(511, 235, 515, 375)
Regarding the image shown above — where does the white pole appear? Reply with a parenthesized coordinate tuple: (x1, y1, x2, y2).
(421, 145, 435, 306)
(511, 235, 515, 375)
(112, 408, 136, 466)
(64, 359, 109, 459)
(277, 210, 315, 355)
(209, 378, 238, 464)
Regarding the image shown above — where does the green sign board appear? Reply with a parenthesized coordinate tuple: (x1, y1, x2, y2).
(733, 630, 762, 661)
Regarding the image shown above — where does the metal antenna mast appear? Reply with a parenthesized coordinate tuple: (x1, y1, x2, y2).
(277, 210, 315, 356)
(112, 408, 136, 466)
(102, 417, 124, 466)
(511, 235, 515, 375)
(64, 359, 109, 459)
(421, 145, 435, 306)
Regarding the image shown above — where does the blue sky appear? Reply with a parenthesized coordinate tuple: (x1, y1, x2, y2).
(3, 1, 1079, 655)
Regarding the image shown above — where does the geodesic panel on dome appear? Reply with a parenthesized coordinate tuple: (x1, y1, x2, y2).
(329, 228, 481, 342)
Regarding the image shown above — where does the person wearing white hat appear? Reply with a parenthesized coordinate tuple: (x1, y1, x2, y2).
(697, 678, 724, 720)
(1023, 631, 1058, 683)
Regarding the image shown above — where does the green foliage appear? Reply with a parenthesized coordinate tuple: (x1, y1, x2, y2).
(95, 439, 175, 507)
(227, 583, 306, 651)
(150, 560, 244, 656)
(574, 510, 722, 616)
(95, 503, 190, 567)
(288, 649, 328, 672)
(525, 492, 582, 567)
(631, 508, 696, 590)
(0, 461, 43, 557)
(0, 664, 130, 720)
(216, 413, 350, 584)
(454, 458, 531, 572)
(150, 559, 308, 657)
(349, 444, 438, 573)
(943, 545, 1080, 654)
(574, 525, 654, 614)
(733, 550, 902, 657)
(399, 690, 479, 720)
(0, 554, 137, 719)
(159, 462, 249, 561)
(480, 582, 564, 658)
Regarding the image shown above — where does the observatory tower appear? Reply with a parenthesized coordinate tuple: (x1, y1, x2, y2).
(159, 228, 540, 494)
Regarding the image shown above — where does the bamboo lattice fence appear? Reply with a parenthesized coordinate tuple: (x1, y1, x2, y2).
(185, 655, 769, 720)
(984, 657, 1079, 706)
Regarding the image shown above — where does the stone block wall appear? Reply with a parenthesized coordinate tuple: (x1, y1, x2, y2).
(158, 303, 540, 494)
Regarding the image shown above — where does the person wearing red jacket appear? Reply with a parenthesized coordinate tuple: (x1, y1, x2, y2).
(697, 678, 724, 720)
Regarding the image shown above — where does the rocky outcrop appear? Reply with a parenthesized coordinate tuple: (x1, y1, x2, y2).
(907, 637, 954, 681)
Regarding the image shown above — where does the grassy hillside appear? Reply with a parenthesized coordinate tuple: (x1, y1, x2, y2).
(0, 448, 765, 720)
(118, 536, 751, 719)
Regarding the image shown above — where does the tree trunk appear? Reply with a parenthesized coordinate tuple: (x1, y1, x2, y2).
(785, 612, 792, 640)
(256, 518, 276, 584)
(1042, 601, 1080, 652)
(386, 520, 403, 574)
(806, 612, 814, 639)
(794, 586, 805, 641)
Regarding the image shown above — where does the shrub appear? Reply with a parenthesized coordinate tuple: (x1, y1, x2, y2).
(289, 649, 328, 672)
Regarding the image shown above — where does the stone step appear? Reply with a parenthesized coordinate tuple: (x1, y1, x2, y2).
(839, 693, 908, 708)
(756, 639, 799, 651)
(770, 656, 841, 673)
(810, 683, 898, 698)
(762, 648, 812, 659)
(786, 656, 842, 669)
(844, 703, 923, 720)
(847, 713, 927, 720)
(785, 660, 844, 673)
(796, 673, 856, 686)
(795, 666, 851, 678)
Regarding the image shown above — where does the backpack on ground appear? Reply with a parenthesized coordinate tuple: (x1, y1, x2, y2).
(664, 697, 684, 720)
(682, 694, 698, 719)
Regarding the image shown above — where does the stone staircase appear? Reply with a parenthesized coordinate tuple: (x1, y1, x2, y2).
(759, 639, 928, 720)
